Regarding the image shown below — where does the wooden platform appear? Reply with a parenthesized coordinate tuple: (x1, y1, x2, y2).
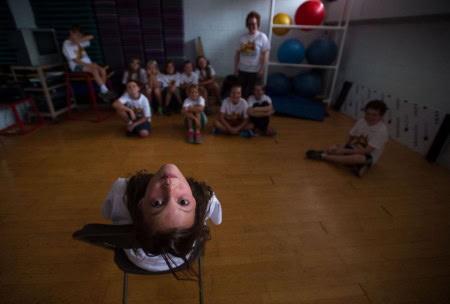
(0, 109, 449, 304)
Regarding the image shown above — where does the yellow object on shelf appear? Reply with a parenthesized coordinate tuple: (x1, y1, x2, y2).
(273, 13, 292, 36)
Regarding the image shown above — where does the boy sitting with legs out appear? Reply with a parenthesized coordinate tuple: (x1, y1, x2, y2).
(62, 25, 116, 102)
(306, 100, 389, 176)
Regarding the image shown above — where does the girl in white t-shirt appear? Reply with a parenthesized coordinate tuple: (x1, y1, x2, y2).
(182, 85, 207, 144)
(179, 61, 199, 100)
(195, 56, 221, 105)
(101, 163, 222, 279)
(213, 84, 254, 137)
(146, 60, 164, 115)
(162, 60, 182, 115)
(112, 80, 152, 138)
(122, 57, 147, 88)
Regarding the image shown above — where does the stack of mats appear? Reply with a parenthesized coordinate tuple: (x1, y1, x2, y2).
(116, 0, 144, 64)
(161, 0, 184, 69)
(139, 0, 165, 67)
(94, 0, 124, 70)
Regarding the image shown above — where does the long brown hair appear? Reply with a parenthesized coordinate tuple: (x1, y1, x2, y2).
(126, 57, 144, 85)
(196, 56, 212, 80)
(125, 170, 212, 280)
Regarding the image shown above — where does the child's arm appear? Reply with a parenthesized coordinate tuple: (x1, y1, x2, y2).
(218, 112, 234, 133)
(79, 34, 94, 42)
(128, 116, 148, 131)
(248, 104, 273, 117)
(188, 105, 205, 113)
(113, 100, 136, 120)
(234, 117, 250, 132)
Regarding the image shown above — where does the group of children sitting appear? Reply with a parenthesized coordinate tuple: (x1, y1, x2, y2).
(63, 25, 275, 144)
(113, 56, 276, 143)
(64, 25, 389, 177)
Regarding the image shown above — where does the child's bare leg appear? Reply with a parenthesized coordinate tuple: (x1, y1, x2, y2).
(242, 122, 254, 131)
(97, 64, 107, 84)
(322, 153, 366, 165)
(327, 144, 349, 155)
(82, 64, 105, 88)
(115, 108, 131, 122)
(154, 87, 162, 106)
(165, 89, 173, 107)
(213, 120, 227, 132)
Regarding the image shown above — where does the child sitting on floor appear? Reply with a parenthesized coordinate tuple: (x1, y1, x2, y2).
(182, 85, 207, 144)
(101, 163, 222, 279)
(306, 100, 389, 176)
(179, 60, 199, 100)
(213, 84, 254, 137)
(122, 57, 147, 88)
(112, 80, 151, 138)
(145, 60, 164, 115)
(62, 25, 116, 102)
(195, 56, 221, 104)
(247, 82, 276, 136)
(161, 60, 182, 115)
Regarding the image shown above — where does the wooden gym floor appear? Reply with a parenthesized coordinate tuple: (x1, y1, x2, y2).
(0, 108, 449, 304)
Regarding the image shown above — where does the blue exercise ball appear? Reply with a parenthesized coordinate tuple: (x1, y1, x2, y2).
(293, 72, 322, 97)
(266, 72, 291, 96)
(306, 37, 338, 65)
(277, 39, 305, 64)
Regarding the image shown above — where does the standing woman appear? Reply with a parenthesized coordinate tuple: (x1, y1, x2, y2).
(234, 11, 270, 98)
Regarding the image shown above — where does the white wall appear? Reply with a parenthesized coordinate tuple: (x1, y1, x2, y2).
(339, 18, 450, 113)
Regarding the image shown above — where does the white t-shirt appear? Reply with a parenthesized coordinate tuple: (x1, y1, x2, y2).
(62, 40, 92, 71)
(101, 178, 222, 271)
(349, 118, 389, 164)
(183, 96, 205, 109)
(237, 31, 270, 73)
(179, 72, 199, 86)
(220, 97, 249, 120)
(122, 69, 147, 85)
(161, 73, 180, 88)
(118, 93, 151, 120)
(195, 66, 216, 81)
(247, 94, 272, 108)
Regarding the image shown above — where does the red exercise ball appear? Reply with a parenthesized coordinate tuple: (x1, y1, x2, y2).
(295, 0, 325, 30)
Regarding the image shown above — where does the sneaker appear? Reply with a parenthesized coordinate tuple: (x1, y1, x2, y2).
(194, 131, 202, 144)
(98, 91, 116, 103)
(187, 130, 194, 143)
(306, 150, 324, 160)
(239, 130, 254, 137)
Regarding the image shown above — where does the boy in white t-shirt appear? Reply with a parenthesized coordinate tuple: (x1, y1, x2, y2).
(213, 84, 254, 137)
(112, 80, 151, 138)
(62, 25, 115, 102)
(182, 85, 207, 144)
(247, 82, 276, 136)
(306, 100, 389, 176)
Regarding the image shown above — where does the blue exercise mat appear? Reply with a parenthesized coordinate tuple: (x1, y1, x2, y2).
(270, 94, 326, 121)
